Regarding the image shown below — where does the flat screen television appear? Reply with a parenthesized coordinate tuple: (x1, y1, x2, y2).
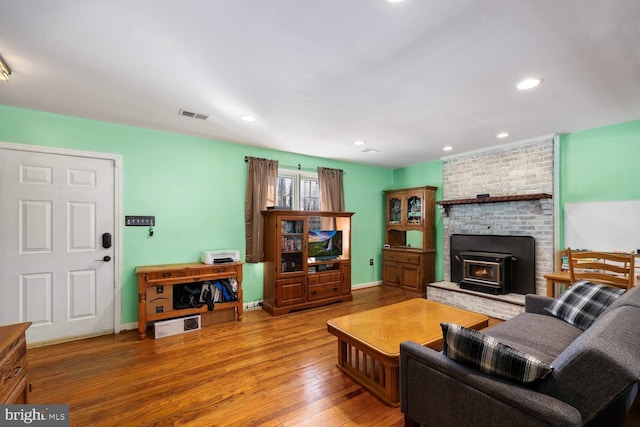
(308, 230, 342, 260)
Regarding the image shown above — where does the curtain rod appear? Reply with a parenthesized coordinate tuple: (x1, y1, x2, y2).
(244, 156, 302, 170)
(244, 156, 345, 174)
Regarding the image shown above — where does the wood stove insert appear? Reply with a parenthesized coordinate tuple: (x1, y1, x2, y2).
(459, 251, 514, 295)
(450, 234, 535, 295)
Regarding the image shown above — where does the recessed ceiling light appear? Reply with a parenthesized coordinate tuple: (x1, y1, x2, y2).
(353, 140, 366, 146)
(443, 146, 453, 151)
(361, 148, 380, 154)
(516, 77, 543, 90)
(496, 132, 509, 138)
(386, 0, 406, 3)
(241, 115, 256, 122)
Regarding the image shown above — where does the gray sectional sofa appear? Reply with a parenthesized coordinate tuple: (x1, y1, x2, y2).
(400, 284, 640, 426)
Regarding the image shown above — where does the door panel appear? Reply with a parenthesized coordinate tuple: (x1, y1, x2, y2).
(276, 277, 306, 306)
(22, 273, 53, 325)
(20, 200, 52, 252)
(68, 202, 96, 251)
(20, 164, 52, 184)
(68, 270, 96, 320)
(401, 264, 421, 291)
(341, 263, 351, 295)
(383, 262, 401, 286)
(1, 147, 115, 344)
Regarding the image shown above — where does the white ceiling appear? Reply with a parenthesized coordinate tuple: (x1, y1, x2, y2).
(1, 0, 639, 168)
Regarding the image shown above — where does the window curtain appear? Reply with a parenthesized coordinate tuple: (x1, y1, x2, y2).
(318, 167, 345, 229)
(318, 167, 345, 211)
(245, 157, 278, 263)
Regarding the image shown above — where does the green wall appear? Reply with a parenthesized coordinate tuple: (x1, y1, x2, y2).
(0, 105, 391, 324)
(558, 119, 640, 247)
(2, 103, 637, 325)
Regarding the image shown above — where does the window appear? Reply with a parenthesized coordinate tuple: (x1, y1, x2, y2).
(277, 170, 320, 211)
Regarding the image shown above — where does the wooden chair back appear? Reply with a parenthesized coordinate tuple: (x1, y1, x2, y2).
(566, 248, 635, 290)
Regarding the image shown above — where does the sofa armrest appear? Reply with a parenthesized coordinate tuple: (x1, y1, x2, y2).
(400, 341, 582, 427)
(525, 294, 554, 314)
(537, 306, 640, 423)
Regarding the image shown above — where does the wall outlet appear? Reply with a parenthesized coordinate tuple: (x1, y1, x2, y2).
(369, 258, 374, 266)
(244, 300, 264, 311)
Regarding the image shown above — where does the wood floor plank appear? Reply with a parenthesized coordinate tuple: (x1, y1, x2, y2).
(27, 286, 414, 426)
(26, 286, 639, 426)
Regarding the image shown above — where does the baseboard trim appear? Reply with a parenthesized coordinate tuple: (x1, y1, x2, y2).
(352, 281, 382, 290)
(121, 322, 137, 332)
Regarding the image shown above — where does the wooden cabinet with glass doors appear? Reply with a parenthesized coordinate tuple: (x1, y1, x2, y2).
(262, 210, 354, 316)
(383, 186, 437, 294)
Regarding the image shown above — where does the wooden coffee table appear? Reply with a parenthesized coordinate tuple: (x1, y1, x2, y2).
(326, 298, 489, 406)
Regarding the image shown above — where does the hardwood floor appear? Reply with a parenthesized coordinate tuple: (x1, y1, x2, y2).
(28, 286, 417, 426)
(27, 286, 639, 426)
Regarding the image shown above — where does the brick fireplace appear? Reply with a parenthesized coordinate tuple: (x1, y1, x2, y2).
(427, 137, 555, 320)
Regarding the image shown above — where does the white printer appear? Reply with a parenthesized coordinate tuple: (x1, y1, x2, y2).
(201, 249, 240, 264)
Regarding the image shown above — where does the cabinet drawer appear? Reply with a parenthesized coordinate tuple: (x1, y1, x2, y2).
(3, 374, 28, 404)
(148, 266, 237, 282)
(0, 335, 27, 400)
(195, 266, 238, 275)
(308, 272, 342, 285)
(147, 270, 189, 281)
(383, 252, 420, 264)
(308, 282, 341, 301)
(330, 272, 342, 282)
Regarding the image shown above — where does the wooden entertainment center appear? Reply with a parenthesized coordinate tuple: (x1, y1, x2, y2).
(136, 262, 243, 340)
(382, 186, 437, 294)
(261, 210, 354, 315)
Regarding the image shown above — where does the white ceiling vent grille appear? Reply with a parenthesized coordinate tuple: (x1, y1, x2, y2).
(178, 109, 210, 120)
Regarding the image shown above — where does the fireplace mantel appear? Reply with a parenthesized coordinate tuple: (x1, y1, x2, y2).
(437, 193, 552, 216)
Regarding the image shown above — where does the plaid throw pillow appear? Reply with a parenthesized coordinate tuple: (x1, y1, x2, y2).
(544, 280, 625, 330)
(441, 323, 553, 385)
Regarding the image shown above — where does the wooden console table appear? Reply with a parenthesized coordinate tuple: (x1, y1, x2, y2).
(136, 262, 243, 340)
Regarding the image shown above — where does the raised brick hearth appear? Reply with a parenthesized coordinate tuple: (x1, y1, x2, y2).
(427, 281, 524, 320)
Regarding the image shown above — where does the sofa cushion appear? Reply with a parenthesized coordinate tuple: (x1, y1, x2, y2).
(544, 280, 625, 330)
(485, 313, 582, 364)
(441, 322, 553, 385)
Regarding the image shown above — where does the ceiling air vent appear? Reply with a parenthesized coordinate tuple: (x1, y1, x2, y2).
(178, 109, 210, 120)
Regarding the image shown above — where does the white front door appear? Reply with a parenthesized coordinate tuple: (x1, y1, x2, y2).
(0, 147, 116, 345)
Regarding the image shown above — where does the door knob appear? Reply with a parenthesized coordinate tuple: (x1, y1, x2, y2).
(96, 255, 112, 262)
